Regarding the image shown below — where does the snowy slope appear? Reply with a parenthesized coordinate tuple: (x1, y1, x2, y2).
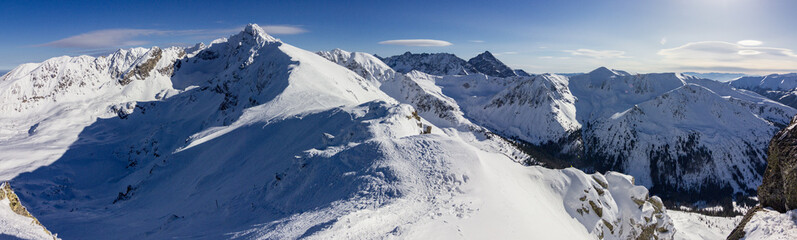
(468, 74, 580, 145)
(669, 210, 741, 240)
(0, 24, 677, 239)
(317, 49, 476, 130)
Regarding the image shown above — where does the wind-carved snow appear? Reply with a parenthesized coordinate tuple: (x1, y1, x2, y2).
(0, 25, 683, 239)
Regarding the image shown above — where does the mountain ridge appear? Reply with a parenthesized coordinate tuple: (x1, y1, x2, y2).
(0, 24, 677, 239)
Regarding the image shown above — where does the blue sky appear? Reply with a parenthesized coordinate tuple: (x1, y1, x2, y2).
(2, 0, 796, 74)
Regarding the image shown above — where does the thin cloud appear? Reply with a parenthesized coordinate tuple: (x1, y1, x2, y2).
(737, 40, 763, 46)
(39, 29, 164, 48)
(378, 39, 452, 47)
(38, 25, 307, 49)
(564, 49, 629, 59)
(469, 40, 485, 43)
(658, 41, 797, 73)
(494, 51, 518, 56)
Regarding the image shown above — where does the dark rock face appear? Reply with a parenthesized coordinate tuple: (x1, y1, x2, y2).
(467, 51, 517, 78)
(758, 116, 797, 212)
(381, 52, 479, 76)
(380, 51, 529, 78)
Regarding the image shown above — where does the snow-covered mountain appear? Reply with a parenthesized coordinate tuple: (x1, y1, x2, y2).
(729, 73, 797, 109)
(568, 69, 795, 202)
(323, 47, 797, 215)
(0, 24, 679, 239)
(389, 65, 796, 205)
(334, 48, 796, 205)
(380, 51, 528, 78)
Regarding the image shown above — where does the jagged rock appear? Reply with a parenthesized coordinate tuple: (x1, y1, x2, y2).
(467, 51, 517, 78)
(381, 51, 478, 76)
(758, 115, 797, 212)
(380, 51, 528, 78)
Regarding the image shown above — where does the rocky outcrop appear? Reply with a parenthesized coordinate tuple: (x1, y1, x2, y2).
(728, 115, 797, 239)
(758, 115, 797, 212)
(0, 182, 57, 239)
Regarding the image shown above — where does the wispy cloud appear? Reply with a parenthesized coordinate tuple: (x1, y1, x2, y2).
(658, 41, 797, 73)
(564, 49, 629, 59)
(469, 40, 485, 43)
(494, 51, 518, 56)
(38, 25, 307, 49)
(378, 39, 452, 47)
(39, 29, 165, 48)
(737, 40, 763, 46)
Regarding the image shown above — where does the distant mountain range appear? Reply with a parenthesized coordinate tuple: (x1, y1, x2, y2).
(683, 72, 749, 82)
(729, 74, 797, 109)
(379, 50, 529, 78)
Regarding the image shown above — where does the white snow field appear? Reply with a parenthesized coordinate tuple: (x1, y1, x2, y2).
(669, 210, 741, 240)
(0, 24, 680, 239)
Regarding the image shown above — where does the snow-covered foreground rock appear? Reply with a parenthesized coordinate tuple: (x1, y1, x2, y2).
(0, 24, 679, 239)
(738, 209, 797, 239)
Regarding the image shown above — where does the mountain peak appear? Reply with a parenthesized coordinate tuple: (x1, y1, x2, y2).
(467, 51, 516, 77)
(234, 23, 278, 45)
(475, 51, 496, 59)
(588, 67, 620, 78)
